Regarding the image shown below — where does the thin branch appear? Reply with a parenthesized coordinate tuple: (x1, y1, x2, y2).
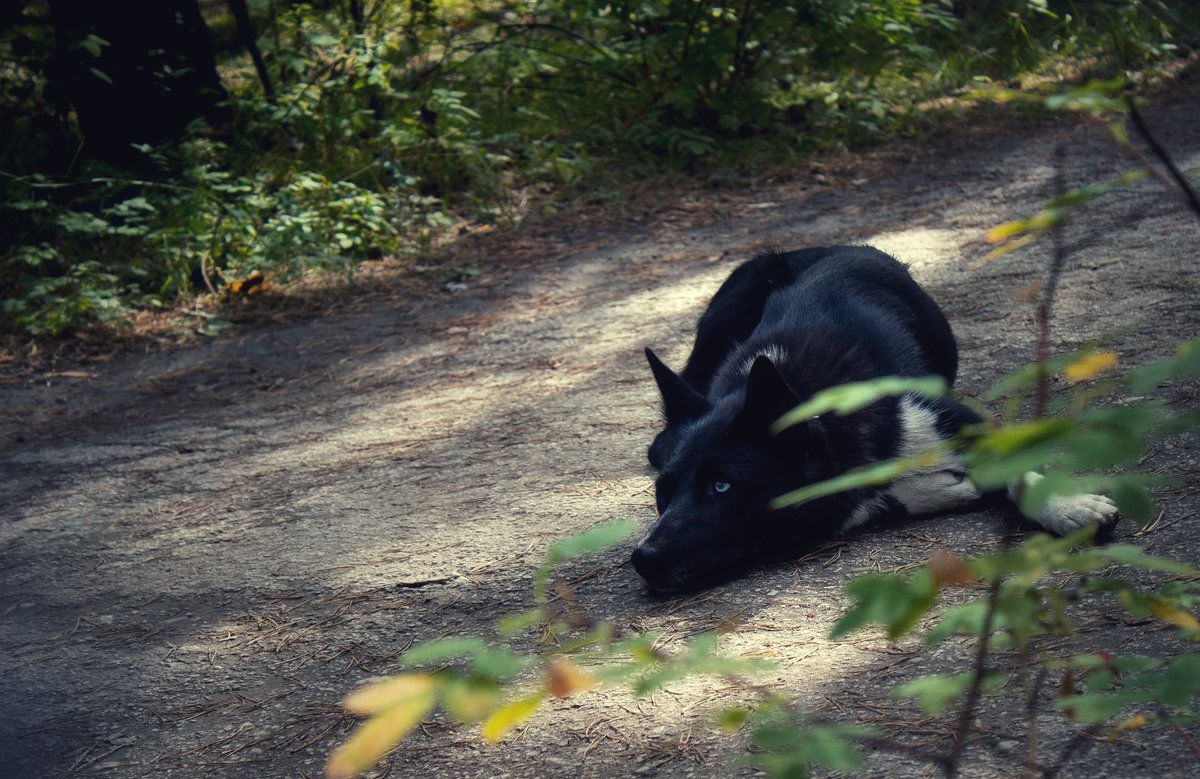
(861, 736, 953, 773)
(1040, 724, 1103, 779)
(945, 578, 1003, 778)
(227, 0, 275, 100)
(1159, 704, 1200, 763)
(1034, 144, 1069, 419)
(1023, 662, 1047, 778)
(1126, 95, 1200, 223)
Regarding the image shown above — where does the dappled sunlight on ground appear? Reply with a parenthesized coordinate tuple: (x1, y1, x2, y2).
(4, 103, 1200, 777)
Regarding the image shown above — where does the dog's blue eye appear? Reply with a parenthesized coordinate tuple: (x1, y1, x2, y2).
(713, 481, 731, 494)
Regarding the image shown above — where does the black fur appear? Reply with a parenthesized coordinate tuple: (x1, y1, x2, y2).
(635, 246, 975, 593)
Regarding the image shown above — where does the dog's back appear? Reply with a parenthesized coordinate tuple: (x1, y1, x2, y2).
(649, 247, 955, 469)
(712, 248, 955, 396)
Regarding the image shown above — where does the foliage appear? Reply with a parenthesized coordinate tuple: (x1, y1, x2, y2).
(324, 517, 770, 778)
(818, 530, 1200, 771)
(325, 332, 1200, 777)
(3, 0, 1198, 334)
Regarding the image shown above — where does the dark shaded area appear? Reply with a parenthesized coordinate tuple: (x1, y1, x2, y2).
(46, 0, 230, 166)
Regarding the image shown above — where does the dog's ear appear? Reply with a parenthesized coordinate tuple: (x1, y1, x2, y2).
(646, 348, 706, 425)
(739, 355, 802, 434)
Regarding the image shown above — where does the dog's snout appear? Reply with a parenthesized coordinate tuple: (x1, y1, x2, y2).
(632, 543, 684, 594)
(630, 543, 661, 579)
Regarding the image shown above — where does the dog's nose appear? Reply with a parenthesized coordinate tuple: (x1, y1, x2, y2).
(630, 544, 662, 579)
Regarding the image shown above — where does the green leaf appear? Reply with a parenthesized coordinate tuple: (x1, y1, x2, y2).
(441, 677, 501, 724)
(534, 519, 635, 601)
(1109, 480, 1155, 524)
(893, 672, 975, 715)
(1058, 690, 1149, 723)
(830, 570, 937, 640)
(632, 634, 768, 695)
(985, 350, 1103, 400)
(1060, 428, 1141, 470)
(1160, 655, 1200, 706)
(970, 418, 1074, 456)
(1093, 545, 1196, 575)
(74, 34, 110, 58)
(1017, 470, 1074, 520)
(771, 376, 945, 434)
(926, 601, 990, 645)
(718, 707, 752, 730)
(792, 725, 868, 773)
(751, 724, 873, 774)
(496, 608, 545, 636)
(401, 637, 486, 666)
(1129, 337, 1200, 392)
(770, 454, 939, 511)
(57, 210, 110, 235)
(544, 519, 636, 566)
(471, 647, 530, 680)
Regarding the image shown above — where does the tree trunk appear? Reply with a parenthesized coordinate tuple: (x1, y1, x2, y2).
(47, 0, 231, 166)
(227, 0, 274, 100)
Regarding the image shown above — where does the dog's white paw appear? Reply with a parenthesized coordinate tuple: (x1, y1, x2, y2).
(1036, 493, 1120, 535)
(1010, 472, 1120, 536)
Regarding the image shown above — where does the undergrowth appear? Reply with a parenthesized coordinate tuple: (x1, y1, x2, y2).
(323, 335, 1200, 779)
(2, 0, 1197, 334)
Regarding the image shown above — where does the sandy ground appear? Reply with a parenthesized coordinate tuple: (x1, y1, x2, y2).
(3, 90, 1200, 779)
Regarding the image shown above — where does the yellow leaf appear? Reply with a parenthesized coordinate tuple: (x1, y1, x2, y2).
(976, 420, 1067, 455)
(342, 674, 437, 716)
(547, 659, 596, 699)
(228, 270, 265, 296)
(1107, 713, 1150, 740)
(1063, 351, 1118, 382)
(974, 231, 1041, 267)
(325, 686, 436, 779)
(1148, 600, 1200, 631)
(1109, 120, 1129, 146)
(985, 219, 1030, 244)
(480, 692, 545, 743)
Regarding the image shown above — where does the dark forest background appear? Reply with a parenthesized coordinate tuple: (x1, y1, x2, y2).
(2, 1, 1196, 335)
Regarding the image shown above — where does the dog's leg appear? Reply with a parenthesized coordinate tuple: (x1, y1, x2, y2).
(1009, 471, 1120, 535)
(841, 465, 983, 532)
(890, 393, 1119, 535)
(845, 466, 1120, 536)
(891, 466, 983, 515)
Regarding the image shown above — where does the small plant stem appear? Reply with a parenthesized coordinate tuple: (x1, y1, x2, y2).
(1022, 659, 1046, 778)
(1159, 705, 1200, 763)
(861, 737, 952, 773)
(1034, 145, 1069, 418)
(1041, 724, 1103, 779)
(1126, 96, 1200, 222)
(945, 578, 1003, 778)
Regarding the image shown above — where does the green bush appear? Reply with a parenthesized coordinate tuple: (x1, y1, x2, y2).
(2, 0, 1197, 335)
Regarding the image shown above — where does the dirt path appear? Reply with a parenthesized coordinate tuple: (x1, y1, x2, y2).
(3, 94, 1200, 779)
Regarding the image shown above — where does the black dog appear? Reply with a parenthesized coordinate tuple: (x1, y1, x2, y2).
(633, 247, 1117, 593)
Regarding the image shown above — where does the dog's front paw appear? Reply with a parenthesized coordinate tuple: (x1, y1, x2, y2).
(1037, 493, 1120, 536)
(1010, 472, 1121, 536)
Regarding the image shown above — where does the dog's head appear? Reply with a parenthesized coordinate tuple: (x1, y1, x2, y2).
(634, 349, 852, 593)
